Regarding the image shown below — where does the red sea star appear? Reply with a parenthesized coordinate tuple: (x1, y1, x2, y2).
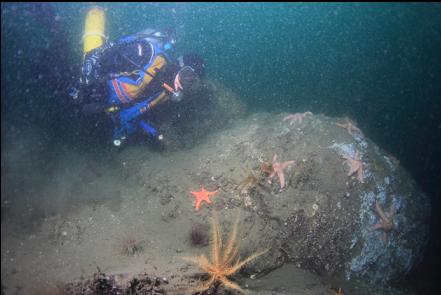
(190, 187, 219, 211)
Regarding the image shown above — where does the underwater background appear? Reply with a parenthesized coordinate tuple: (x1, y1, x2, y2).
(1, 2, 441, 294)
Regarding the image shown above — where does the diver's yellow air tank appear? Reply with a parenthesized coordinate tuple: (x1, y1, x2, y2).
(83, 6, 106, 57)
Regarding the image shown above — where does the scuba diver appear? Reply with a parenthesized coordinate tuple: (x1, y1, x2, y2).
(71, 9, 205, 147)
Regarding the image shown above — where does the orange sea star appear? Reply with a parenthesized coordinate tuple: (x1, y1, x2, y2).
(335, 118, 361, 136)
(283, 111, 313, 125)
(342, 150, 364, 183)
(265, 154, 295, 192)
(190, 187, 219, 211)
(372, 202, 396, 243)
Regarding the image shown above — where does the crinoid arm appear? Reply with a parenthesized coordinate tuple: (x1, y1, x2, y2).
(194, 275, 216, 293)
(219, 276, 248, 294)
(182, 255, 213, 273)
(211, 214, 223, 267)
(224, 249, 269, 276)
(222, 212, 241, 266)
(182, 211, 268, 295)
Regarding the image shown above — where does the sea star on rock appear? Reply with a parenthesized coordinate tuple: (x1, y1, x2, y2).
(328, 288, 344, 295)
(282, 111, 313, 125)
(190, 187, 219, 211)
(335, 118, 361, 136)
(372, 202, 396, 243)
(342, 150, 364, 183)
(264, 154, 295, 192)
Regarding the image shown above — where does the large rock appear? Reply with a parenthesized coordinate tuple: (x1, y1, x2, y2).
(179, 111, 431, 286)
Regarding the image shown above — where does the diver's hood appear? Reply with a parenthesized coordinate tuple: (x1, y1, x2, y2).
(179, 66, 201, 94)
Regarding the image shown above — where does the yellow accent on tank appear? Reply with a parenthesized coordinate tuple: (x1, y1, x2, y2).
(83, 7, 106, 56)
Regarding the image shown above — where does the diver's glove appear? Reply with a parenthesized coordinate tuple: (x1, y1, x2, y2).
(69, 86, 80, 101)
(68, 78, 84, 103)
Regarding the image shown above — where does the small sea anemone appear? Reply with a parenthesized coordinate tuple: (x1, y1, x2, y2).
(189, 222, 209, 247)
(260, 161, 273, 175)
(237, 172, 260, 196)
(120, 237, 144, 256)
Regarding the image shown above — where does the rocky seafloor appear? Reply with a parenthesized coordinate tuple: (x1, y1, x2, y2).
(1, 81, 430, 295)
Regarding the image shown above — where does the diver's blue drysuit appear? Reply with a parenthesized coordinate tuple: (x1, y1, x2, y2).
(81, 30, 181, 146)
